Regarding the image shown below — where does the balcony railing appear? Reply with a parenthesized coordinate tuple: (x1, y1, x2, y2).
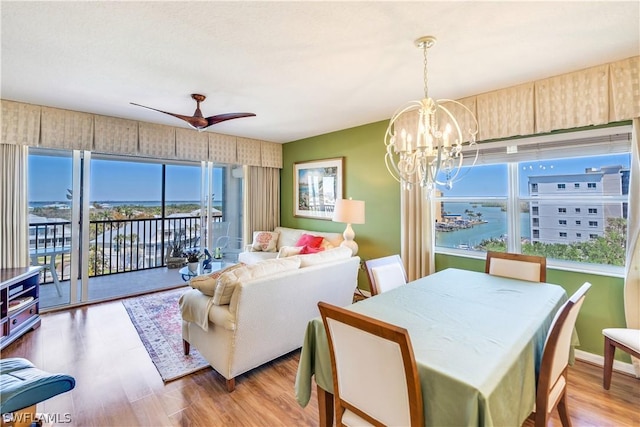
(29, 216, 221, 284)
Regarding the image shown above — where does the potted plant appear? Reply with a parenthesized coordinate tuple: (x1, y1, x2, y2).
(183, 249, 203, 273)
(166, 231, 187, 269)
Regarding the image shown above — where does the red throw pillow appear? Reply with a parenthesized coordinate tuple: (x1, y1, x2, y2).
(295, 234, 324, 249)
(300, 245, 325, 255)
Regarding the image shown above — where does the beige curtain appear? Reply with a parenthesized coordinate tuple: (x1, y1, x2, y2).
(243, 166, 280, 242)
(0, 144, 29, 268)
(400, 184, 434, 281)
(625, 118, 640, 376)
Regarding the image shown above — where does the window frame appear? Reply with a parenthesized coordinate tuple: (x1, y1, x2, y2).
(433, 124, 631, 278)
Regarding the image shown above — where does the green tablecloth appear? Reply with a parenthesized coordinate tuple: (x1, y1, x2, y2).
(295, 268, 568, 427)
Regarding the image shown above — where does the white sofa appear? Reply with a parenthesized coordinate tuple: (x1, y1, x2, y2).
(238, 226, 344, 265)
(180, 246, 359, 391)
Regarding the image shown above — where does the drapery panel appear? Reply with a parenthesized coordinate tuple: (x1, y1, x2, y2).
(400, 184, 433, 281)
(243, 166, 280, 242)
(625, 117, 640, 376)
(0, 144, 29, 268)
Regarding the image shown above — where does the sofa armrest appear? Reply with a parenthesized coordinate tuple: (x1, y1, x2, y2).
(243, 244, 254, 252)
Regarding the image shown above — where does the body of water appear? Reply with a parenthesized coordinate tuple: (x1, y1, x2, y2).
(436, 202, 531, 249)
(29, 200, 219, 208)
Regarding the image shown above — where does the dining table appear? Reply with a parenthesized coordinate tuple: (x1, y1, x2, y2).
(295, 267, 569, 427)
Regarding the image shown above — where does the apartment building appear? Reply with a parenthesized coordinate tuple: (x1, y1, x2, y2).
(528, 166, 629, 244)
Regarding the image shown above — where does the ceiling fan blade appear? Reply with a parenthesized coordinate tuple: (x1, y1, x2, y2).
(206, 112, 256, 127)
(130, 102, 205, 125)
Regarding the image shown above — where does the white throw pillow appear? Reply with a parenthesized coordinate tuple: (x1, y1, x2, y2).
(251, 231, 279, 252)
(189, 263, 245, 296)
(277, 245, 304, 258)
(297, 246, 352, 267)
(213, 257, 301, 305)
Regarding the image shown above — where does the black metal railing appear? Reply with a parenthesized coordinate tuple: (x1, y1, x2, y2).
(29, 216, 222, 283)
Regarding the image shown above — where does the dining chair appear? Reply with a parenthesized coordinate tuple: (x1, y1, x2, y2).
(533, 282, 591, 427)
(602, 328, 640, 390)
(318, 301, 424, 427)
(364, 254, 407, 296)
(485, 251, 547, 282)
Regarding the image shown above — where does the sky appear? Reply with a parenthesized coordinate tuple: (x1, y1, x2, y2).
(28, 152, 630, 202)
(28, 155, 224, 202)
(440, 153, 630, 197)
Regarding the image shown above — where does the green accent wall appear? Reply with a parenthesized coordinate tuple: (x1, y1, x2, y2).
(282, 121, 630, 363)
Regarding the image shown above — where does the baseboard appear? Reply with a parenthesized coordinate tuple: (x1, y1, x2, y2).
(575, 349, 638, 376)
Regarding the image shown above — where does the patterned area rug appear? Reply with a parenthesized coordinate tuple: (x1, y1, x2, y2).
(122, 287, 210, 382)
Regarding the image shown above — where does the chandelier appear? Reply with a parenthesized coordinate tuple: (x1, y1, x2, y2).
(384, 36, 479, 194)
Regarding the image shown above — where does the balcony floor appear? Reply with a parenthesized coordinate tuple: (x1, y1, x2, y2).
(40, 267, 187, 310)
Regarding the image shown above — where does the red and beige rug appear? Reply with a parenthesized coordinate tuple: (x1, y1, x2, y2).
(122, 287, 210, 381)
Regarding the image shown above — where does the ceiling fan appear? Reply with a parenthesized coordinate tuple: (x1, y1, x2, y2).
(130, 93, 255, 131)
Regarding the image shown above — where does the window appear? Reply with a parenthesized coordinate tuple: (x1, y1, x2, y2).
(434, 125, 631, 271)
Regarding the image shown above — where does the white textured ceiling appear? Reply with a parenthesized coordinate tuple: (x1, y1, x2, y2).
(2, 1, 639, 143)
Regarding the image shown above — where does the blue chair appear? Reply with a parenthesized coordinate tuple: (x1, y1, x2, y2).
(0, 358, 75, 425)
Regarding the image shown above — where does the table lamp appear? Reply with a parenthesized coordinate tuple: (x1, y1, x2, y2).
(332, 198, 365, 256)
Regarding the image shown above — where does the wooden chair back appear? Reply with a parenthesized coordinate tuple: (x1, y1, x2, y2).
(485, 251, 547, 282)
(318, 301, 424, 427)
(365, 255, 407, 296)
(535, 282, 591, 427)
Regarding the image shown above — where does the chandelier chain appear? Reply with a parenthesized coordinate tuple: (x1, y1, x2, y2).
(423, 43, 429, 99)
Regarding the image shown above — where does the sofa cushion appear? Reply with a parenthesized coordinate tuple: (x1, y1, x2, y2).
(213, 257, 302, 305)
(296, 246, 352, 267)
(274, 227, 343, 250)
(251, 231, 279, 252)
(189, 263, 245, 296)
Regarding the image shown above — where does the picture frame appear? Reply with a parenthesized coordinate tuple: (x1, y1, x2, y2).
(294, 157, 344, 220)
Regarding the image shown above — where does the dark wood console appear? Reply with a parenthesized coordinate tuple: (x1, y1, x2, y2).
(1, 266, 42, 350)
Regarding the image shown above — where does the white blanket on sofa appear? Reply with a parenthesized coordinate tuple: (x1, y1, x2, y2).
(179, 289, 214, 332)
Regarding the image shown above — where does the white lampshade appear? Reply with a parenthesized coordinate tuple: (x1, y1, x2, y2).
(332, 199, 365, 225)
(332, 198, 365, 256)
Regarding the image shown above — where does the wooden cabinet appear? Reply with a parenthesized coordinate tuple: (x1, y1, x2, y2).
(1, 266, 41, 350)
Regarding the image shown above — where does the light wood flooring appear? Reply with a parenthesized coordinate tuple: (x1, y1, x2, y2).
(2, 297, 639, 426)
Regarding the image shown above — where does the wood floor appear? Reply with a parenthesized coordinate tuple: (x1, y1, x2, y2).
(2, 298, 638, 427)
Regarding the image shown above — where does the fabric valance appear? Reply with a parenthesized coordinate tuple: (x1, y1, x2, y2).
(0, 100, 283, 168)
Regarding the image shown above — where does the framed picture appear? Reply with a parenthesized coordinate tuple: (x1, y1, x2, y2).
(294, 157, 344, 220)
